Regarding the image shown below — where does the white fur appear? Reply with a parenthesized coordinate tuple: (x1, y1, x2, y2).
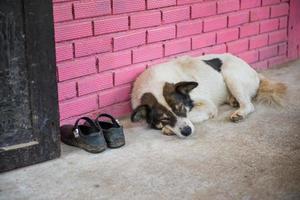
(131, 53, 260, 137)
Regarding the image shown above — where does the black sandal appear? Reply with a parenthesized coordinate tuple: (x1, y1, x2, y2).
(60, 117, 107, 153)
(95, 114, 125, 148)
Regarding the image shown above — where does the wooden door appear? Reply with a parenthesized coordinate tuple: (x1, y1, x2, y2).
(0, 0, 60, 172)
(288, 0, 300, 59)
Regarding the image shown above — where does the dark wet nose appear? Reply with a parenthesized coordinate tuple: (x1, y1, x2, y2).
(181, 126, 192, 136)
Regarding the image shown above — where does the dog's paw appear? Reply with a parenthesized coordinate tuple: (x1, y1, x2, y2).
(162, 127, 175, 136)
(230, 112, 244, 122)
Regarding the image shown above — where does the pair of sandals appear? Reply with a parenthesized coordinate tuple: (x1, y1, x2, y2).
(60, 114, 125, 153)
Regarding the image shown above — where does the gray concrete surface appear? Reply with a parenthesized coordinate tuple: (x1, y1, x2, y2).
(0, 60, 300, 200)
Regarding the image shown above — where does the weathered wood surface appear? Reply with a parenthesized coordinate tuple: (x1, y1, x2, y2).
(0, 0, 60, 172)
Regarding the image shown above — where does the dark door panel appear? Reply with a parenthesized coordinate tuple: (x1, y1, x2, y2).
(0, 0, 60, 172)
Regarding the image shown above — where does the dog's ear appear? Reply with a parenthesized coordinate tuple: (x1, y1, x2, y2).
(131, 105, 150, 122)
(175, 81, 198, 95)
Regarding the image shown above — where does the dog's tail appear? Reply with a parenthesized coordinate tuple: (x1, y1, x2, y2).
(255, 74, 287, 106)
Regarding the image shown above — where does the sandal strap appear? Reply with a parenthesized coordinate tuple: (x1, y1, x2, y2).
(95, 113, 120, 126)
(73, 117, 98, 138)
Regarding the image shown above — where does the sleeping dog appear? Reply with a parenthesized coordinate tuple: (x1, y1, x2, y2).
(131, 53, 287, 138)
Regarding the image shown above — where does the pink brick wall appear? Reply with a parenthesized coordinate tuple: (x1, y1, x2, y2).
(53, 0, 293, 125)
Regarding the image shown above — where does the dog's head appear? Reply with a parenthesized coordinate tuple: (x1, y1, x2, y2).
(131, 81, 198, 138)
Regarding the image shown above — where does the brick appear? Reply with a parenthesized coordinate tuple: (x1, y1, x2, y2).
(113, 30, 145, 51)
(252, 60, 268, 70)
(147, 25, 176, 43)
(59, 95, 98, 119)
(217, 0, 239, 14)
(74, 37, 111, 57)
(177, 0, 203, 5)
(113, 0, 145, 14)
(177, 20, 203, 37)
(269, 29, 287, 44)
(147, 57, 172, 68)
(57, 81, 77, 101)
(279, 16, 288, 28)
(262, 0, 280, 5)
(191, 2, 216, 19)
(228, 11, 249, 27)
(54, 22, 92, 42)
(164, 38, 191, 56)
(162, 6, 190, 24)
(271, 3, 289, 17)
(240, 23, 259, 38)
(203, 15, 227, 32)
(133, 44, 163, 63)
(74, 0, 111, 19)
(53, 3, 73, 22)
(60, 117, 78, 126)
(192, 32, 216, 49)
(98, 50, 131, 72)
(268, 55, 287, 66)
(250, 34, 268, 49)
(57, 57, 97, 81)
(227, 39, 249, 54)
(202, 44, 227, 55)
(77, 72, 113, 96)
(94, 16, 128, 35)
(260, 18, 279, 33)
(259, 45, 278, 60)
(99, 101, 131, 118)
(130, 11, 161, 29)
(241, 0, 261, 9)
(55, 43, 73, 62)
(114, 64, 146, 85)
(147, 0, 176, 9)
(217, 28, 239, 44)
(99, 84, 131, 108)
(250, 7, 270, 21)
(238, 50, 259, 63)
(189, 49, 205, 57)
(278, 42, 287, 55)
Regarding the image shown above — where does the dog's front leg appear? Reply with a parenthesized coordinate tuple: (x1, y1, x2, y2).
(188, 100, 218, 123)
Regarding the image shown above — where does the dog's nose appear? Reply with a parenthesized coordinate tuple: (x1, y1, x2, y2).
(181, 126, 192, 136)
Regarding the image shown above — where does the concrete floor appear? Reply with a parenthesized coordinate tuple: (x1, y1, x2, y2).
(1, 60, 300, 200)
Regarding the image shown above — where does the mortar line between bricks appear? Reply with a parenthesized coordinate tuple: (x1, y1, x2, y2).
(91, 21, 95, 36)
(71, 3, 75, 19)
(95, 58, 99, 73)
(128, 16, 131, 30)
(75, 82, 79, 97)
(110, 0, 113, 14)
(72, 43, 75, 58)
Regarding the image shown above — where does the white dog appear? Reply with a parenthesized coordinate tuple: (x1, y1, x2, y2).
(131, 53, 287, 138)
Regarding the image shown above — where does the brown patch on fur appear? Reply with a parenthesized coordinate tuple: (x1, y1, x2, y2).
(141, 93, 157, 106)
(163, 82, 197, 117)
(255, 75, 287, 106)
(131, 93, 177, 129)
